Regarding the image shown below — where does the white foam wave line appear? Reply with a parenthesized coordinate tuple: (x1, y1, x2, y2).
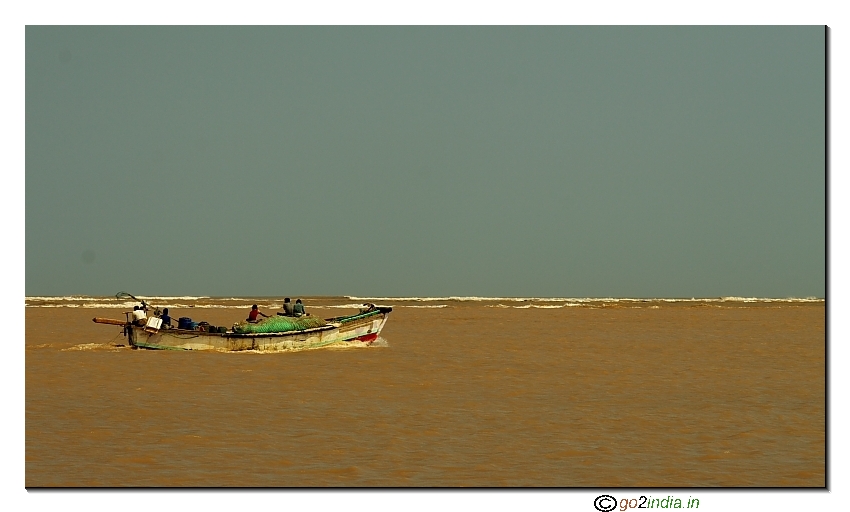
(25, 303, 362, 312)
(25, 295, 214, 301)
(485, 303, 624, 308)
(26, 302, 136, 308)
(512, 304, 570, 309)
(347, 296, 582, 302)
(348, 296, 657, 302)
(26, 296, 99, 301)
(348, 296, 823, 303)
(27, 296, 824, 306)
(29, 295, 586, 303)
(134, 296, 211, 301)
(27, 295, 825, 303)
(26, 303, 282, 309)
(25, 296, 352, 302)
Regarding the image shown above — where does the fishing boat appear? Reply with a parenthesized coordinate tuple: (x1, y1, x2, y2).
(92, 304, 392, 352)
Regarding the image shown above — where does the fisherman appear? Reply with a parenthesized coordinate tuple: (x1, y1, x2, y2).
(359, 303, 377, 314)
(293, 298, 307, 317)
(160, 308, 173, 329)
(132, 305, 147, 326)
(247, 304, 269, 323)
(278, 297, 295, 317)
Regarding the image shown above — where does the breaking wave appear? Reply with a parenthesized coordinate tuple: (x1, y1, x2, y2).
(349, 296, 823, 303)
(26, 295, 212, 302)
(347, 296, 581, 302)
(27, 295, 824, 308)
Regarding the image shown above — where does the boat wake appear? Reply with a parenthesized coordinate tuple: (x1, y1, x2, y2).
(61, 343, 128, 352)
(370, 336, 389, 347)
(225, 337, 389, 354)
(317, 336, 389, 350)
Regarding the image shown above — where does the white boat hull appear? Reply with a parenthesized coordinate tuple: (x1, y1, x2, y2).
(124, 309, 391, 352)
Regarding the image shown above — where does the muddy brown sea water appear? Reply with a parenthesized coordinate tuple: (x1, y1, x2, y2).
(25, 297, 824, 487)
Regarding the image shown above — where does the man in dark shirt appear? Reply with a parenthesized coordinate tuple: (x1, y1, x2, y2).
(293, 299, 306, 317)
(160, 308, 173, 329)
(279, 297, 295, 317)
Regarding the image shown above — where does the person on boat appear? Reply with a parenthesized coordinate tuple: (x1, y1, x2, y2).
(293, 298, 307, 317)
(132, 305, 147, 326)
(278, 297, 295, 317)
(247, 304, 269, 323)
(160, 308, 172, 329)
(359, 303, 377, 313)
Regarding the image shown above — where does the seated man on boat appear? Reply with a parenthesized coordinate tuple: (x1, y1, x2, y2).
(293, 298, 308, 317)
(359, 303, 377, 313)
(278, 297, 295, 317)
(160, 308, 173, 329)
(247, 304, 270, 323)
(132, 305, 147, 326)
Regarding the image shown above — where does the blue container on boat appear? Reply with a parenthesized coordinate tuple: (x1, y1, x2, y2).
(178, 317, 193, 330)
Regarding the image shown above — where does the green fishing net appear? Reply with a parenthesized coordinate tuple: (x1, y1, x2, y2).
(233, 315, 328, 334)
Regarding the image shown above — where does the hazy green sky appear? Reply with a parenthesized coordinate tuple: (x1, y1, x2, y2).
(25, 26, 825, 298)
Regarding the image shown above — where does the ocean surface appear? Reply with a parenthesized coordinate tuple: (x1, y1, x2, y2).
(25, 296, 825, 487)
